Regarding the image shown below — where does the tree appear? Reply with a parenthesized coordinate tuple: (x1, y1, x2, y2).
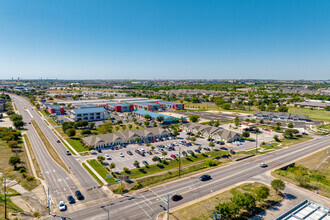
(144, 114, 151, 120)
(189, 115, 200, 123)
(267, 103, 276, 111)
(221, 103, 231, 110)
(115, 126, 120, 132)
(273, 135, 280, 142)
(10, 114, 23, 122)
(13, 120, 24, 129)
(234, 116, 239, 126)
(133, 160, 140, 167)
(284, 129, 294, 138)
(190, 137, 196, 143)
(260, 119, 264, 124)
(97, 156, 105, 163)
(144, 121, 150, 127)
(88, 122, 95, 129)
(173, 130, 179, 137)
(278, 106, 289, 112)
(122, 125, 127, 130)
(231, 192, 256, 210)
(162, 151, 167, 156)
(271, 179, 285, 194)
(153, 122, 157, 127)
(6, 110, 15, 115)
(110, 163, 116, 169)
(156, 116, 164, 123)
(287, 122, 294, 128)
(209, 141, 215, 147)
(254, 186, 270, 201)
(8, 141, 18, 150)
(9, 156, 21, 168)
(128, 124, 133, 129)
(81, 129, 91, 135)
(182, 151, 187, 156)
(152, 156, 159, 162)
(242, 131, 250, 138)
(0, 113, 3, 120)
(215, 202, 239, 219)
(66, 128, 76, 137)
(190, 151, 195, 157)
(132, 117, 137, 123)
(205, 159, 217, 166)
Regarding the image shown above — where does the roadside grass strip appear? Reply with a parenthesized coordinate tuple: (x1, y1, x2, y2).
(53, 131, 77, 156)
(67, 138, 86, 153)
(23, 134, 43, 179)
(87, 159, 115, 184)
(0, 194, 23, 219)
(82, 162, 103, 186)
(31, 120, 69, 173)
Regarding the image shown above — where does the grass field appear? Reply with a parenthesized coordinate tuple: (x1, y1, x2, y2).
(87, 159, 114, 183)
(289, 107, 330, 122)
(23, 134, 43, 179)
(164, 182, 282, 220)
(55, 127, 87, 153)
(182, 101, 257, 114)
(31, 120, 69, 173)
(0, 137, 40, 191)
(82, 162, 104, 185)
(0, 194, 23, 219)
(273, 147, 330, 198)
(40, 110, 50, 117)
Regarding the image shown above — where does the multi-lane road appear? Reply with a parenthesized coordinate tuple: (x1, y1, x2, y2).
(66, 134, 329, 219)
(11, 95, 109, 212)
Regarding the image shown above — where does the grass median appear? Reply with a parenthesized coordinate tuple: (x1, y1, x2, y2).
(82, 162, 103, 186)
(31, 120, 69, 173)
(87, 159, 115, 183)
(23, 134, 43, 180)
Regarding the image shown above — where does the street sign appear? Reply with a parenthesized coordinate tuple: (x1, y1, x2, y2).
(114, 179, 120, 183)
(106, 174, 111, 178)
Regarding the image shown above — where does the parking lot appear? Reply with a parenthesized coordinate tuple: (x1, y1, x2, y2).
(83, 132, 232, 172)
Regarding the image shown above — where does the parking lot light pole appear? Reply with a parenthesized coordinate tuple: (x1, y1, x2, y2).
(120, 172, 123, 196)
(179, 147, 181, 178)
(256, 131, 258, 154)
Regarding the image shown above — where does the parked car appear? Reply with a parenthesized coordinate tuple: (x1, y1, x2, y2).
(194, 149, 200, 153)
(119, 152, 124, 157)
(170, 154, 176, 159)
(142, 160, 149, 165)
(199, 174, 211, 181)
(75, 190, 84, 200)
(98, 149, 102, 153)
(67, 195, 75, 204)
(127, 150, 133, 155)
(171, 194, 183, 201)
(58, 201, 66, 211)
(260, 163, 268, 168)
(187, 150, 192, 154)
(105, 154, 111, 160)
(66, 150, 71, 155)
(203, 147, 210, 151)
(220, 147, 228, 150)
(57, 139, 61, 143)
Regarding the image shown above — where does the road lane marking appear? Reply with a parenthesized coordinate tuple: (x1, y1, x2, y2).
(133, 199, 152, 219)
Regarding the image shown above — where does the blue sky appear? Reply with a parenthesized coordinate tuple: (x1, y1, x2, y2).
(0, 0, 329, 80)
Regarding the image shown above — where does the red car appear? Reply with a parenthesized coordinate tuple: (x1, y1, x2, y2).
(178, 129, 182, 132)
(170, 154, 176, 159)
(264, 128, 270, 131)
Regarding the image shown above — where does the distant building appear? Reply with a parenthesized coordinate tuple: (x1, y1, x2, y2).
(254, 111, 309, 121)
(295, 100, 330, 110)
(74, 104, 97, 109)
(134, 110, 178, 124)
(134, 102, 160, 111)
(46, 105, 64, 115)
(106, 103, 134, 112)
(82, 127, 171, 148)
(181, 123, 243, 143)
(69, 107, 110, 122)
(157, 101, 184, 110)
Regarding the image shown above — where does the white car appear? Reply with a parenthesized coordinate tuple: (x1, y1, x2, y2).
(105, 154, 111, 160)
(260, 163, 268, 168)
(119, 152, 124, 157)
(58, 201, 66, 211)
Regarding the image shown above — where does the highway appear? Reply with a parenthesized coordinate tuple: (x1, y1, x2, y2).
(11, 95, 109, 211)
(65, 135, 329, 220)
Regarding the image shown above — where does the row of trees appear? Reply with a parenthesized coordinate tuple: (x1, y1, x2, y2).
(215, 180, 285, 219)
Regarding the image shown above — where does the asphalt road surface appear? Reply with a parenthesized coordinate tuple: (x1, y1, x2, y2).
(63, 134, 330, 220)
(11, 95, 108, 211)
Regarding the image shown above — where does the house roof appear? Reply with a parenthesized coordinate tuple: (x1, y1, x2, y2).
(71, 107, 108, 114)
(82, 127, 170, 146)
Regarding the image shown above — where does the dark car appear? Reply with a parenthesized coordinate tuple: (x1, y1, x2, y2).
(194, 149, 200, 153)
(142, 160, 149, 165)
(98, 149, 102, 153)
(203, 147, 210, 151)
(67, 195, 75, 204)
(171, 194, 183, 201)
(220, 147, 228, 150)
(57, 139, 61, 143)
(199, 174, 211, 181)
(127, 150, 133, 155)
(75, 190, 84, 200)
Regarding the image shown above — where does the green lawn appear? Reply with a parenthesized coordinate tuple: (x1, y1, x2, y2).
(82, 162, 103, 185)
(66, 138, 86, 152)
(289, 106, 330, 122)
(87, 159, 114, 183)
(40, 110, 50, 117)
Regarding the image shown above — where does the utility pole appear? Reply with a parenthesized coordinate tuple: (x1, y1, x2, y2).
(48, 187, 50, 215)
(167, 194, 170, 220)
(255, 131, 258, 154)
(120, 172, 123, 196)
(178, 147, 181, 178)
(4, 177, 7, 219)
